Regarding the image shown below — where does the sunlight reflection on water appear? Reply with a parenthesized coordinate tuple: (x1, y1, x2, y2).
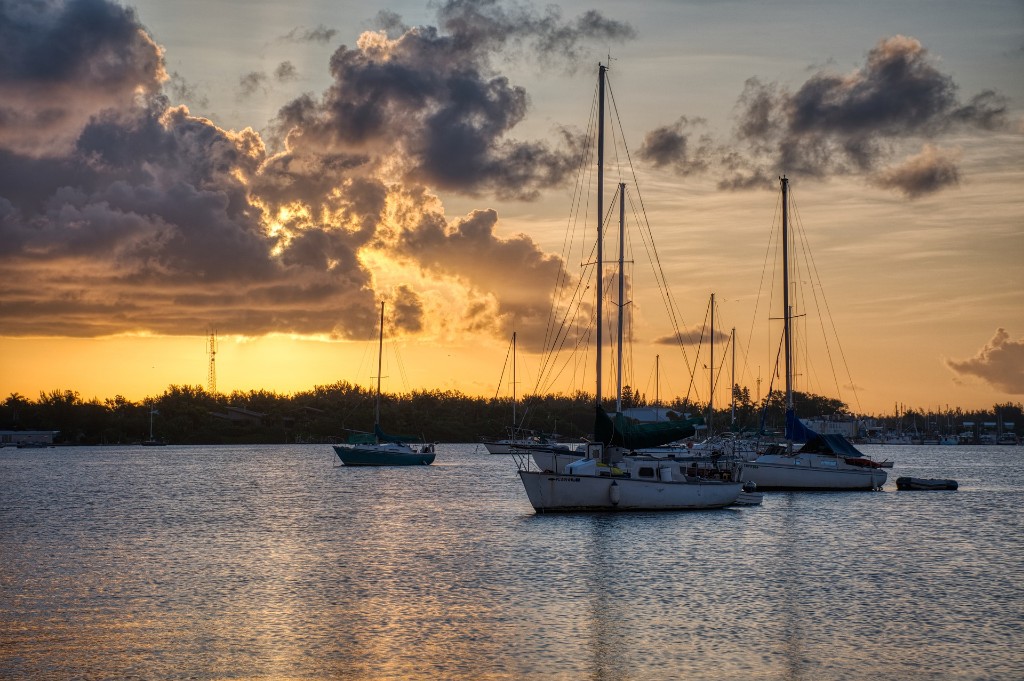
(1, 444, 1022, 679)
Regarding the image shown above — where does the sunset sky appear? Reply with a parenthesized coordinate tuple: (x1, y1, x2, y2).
(1, 0, 1021, 416)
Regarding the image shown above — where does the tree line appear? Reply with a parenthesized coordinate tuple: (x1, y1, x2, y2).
(1, 383, 1019, 445)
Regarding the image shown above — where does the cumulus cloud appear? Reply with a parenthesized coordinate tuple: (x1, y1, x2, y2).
(269, 0, 627, 199)
(637, 117, 712, 176)
(871, 143, 960, 198)
(641, 35, 1007, 197)
(394, 205, 569, 349)
(722, 35, 1006, 191)
(0, 0, 622, 345)
(946, 328, 1024, 394)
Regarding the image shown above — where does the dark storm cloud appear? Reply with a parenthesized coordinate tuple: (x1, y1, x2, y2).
(0, 0, 628, 343)
(640, 35, 1007, 198)
(719, 35, 1008, 192)
(637, 117, 712, 176)
(0, 0, 165, 155)
(269, 0, 628, 198)
(946, 328, 1024, 394)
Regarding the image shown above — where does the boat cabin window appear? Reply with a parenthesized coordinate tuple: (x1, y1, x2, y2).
(637, 466, 655, 478)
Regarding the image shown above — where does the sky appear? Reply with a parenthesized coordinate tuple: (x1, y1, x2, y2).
(0, 0, 1022, 416)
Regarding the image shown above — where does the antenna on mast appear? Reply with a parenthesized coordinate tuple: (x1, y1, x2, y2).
(207, 331, 218, 394)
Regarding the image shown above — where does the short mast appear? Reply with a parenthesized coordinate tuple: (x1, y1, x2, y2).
(709, 292, 715, 437)
(375, 301, 384, 430)
(731, 327, 737, 429)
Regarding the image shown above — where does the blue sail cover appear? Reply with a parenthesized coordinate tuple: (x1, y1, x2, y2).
(594, 405, 701, 449)
(785, 408, 818, 444)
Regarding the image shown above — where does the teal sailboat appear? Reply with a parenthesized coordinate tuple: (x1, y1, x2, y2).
(333, 302, 435, 466)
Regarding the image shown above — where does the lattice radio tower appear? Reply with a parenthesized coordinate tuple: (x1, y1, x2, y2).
(207, 331, 218, 394)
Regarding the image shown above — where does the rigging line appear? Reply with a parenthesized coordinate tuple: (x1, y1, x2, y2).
(791, 192, 862, 413)
(536, 250, 597, 394)
(635, 197, 697, 396)
(624, 186, 697, 394)
(535, 180, 606, 393)
(790, 194, 842, 403)
(540, 81, 599, 379)
(492, 334, 513, 401)
(745, 188, 782, 386)
(606, 75, 697, 385)
(611, 89, 693, 365)
(683, 296, 712, 408)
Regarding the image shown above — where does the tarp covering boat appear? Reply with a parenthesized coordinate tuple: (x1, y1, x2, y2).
(374, 424, 422, 444)
(594, 405, 701, 449)
(896, 477, 958, 490)
(798, 432, 867, 458)
(785, 408, 819, 444)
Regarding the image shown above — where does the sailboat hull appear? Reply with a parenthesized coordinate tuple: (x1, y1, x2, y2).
(518, 470, 741, 512)
(333, 444, 435, 466)
(738, 457, 886, 490)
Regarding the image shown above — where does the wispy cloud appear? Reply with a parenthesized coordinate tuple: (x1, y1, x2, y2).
(280, 24, 338, 44)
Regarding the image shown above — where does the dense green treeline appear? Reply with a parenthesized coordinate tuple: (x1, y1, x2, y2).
(0, 383, 1019, 445)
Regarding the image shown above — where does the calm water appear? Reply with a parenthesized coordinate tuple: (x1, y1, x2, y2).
(1, 444, 1021, 680)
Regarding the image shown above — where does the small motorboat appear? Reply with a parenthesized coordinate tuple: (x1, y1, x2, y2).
(896, 476, 958, 491)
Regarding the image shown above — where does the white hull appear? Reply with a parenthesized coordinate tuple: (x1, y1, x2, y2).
(528, 448, 584, 473)
(738, 455, 886, 490)
(518, 469, 741, 511)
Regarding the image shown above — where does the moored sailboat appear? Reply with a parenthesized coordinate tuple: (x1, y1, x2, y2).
(737, 178, 885, 490)
(515, 64, 745, 512)
(333, 302, 435, 466)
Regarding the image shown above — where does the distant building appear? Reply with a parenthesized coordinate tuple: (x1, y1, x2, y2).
(209, 406, 266, 425)
(802, 417, 859, 438)
(0, 430, 60, 446)
(620, 407, 682, 423)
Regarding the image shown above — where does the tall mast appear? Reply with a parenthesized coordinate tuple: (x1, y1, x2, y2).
(615, 182, 625, 413)
(781, 177, 792, 413)
(781, 176, 794, 453)
(375, 301, 384, 431)
(596, 62, 606, 407)
(709, 292, 715, 437)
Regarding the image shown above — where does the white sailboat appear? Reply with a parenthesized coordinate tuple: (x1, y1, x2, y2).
(516, 64, 745, 512)
(737, 178, 886, 490)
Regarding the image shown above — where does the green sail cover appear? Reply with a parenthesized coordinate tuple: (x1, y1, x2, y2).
(594, 405, 701, 449)
(347, 432, 376, 445)
(374, 424, 422, 444)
